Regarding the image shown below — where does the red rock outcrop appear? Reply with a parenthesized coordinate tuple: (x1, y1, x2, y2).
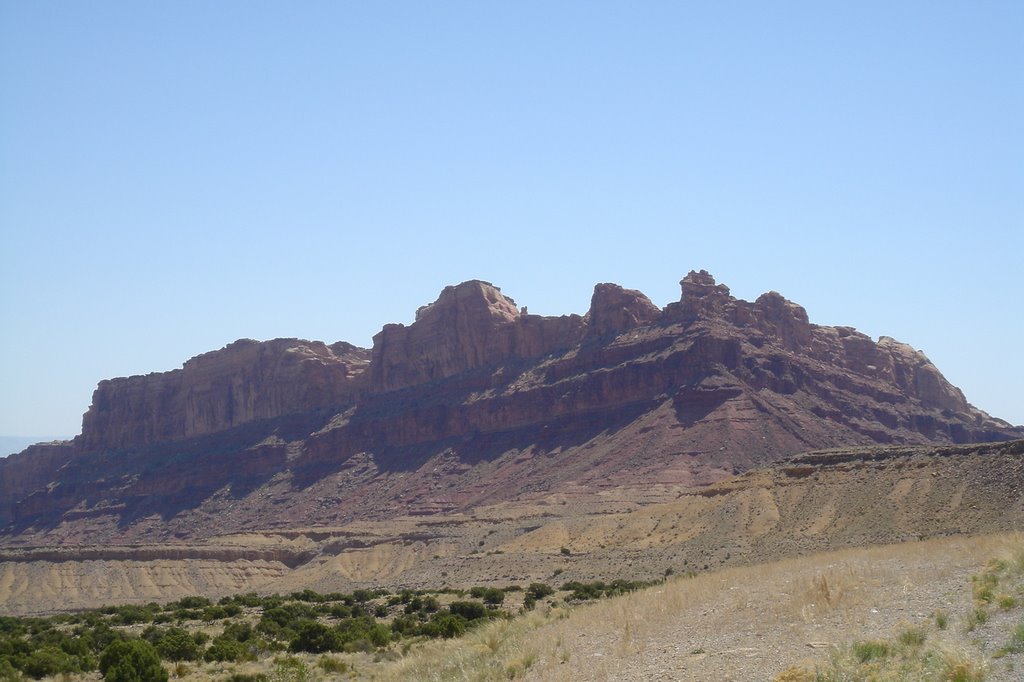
(369, 281, 584, 393)
(585, 283, 660, 338)
(2, 271, 1022, 545)
(81, 338, 369, 450)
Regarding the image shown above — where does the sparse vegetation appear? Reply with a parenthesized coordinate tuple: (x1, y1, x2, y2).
(0, 574, 645, 680)
(897, 626, 927, 647)
(1, 534, 1022, 681)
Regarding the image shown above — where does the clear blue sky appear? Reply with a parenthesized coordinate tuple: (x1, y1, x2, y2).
(1, 1, 1021, 438)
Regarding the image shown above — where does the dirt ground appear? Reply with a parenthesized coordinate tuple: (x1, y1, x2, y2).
(515, 534, 1023, 681)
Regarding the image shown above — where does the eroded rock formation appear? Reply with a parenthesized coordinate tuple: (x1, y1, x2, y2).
(2, 271, 1021, 544)
(81, 338, 370, 450)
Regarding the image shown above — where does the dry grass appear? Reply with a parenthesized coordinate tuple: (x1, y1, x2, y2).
(369, 607, 568, 681)
(45, 533, 1024, 681)
(365, 533, 1023, 681)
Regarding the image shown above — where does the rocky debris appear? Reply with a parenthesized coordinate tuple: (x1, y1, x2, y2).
(2, 271, 1022, 544)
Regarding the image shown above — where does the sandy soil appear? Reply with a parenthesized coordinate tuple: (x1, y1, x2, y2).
(519, 534, 1023, 681)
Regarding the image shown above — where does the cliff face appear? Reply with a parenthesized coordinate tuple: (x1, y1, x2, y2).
(369, 280, 584, 393)
(80, 338, 370, 451)
(2, 271, 1021, 545)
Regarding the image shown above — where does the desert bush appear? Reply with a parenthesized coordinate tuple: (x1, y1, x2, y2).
(773, 666, 815, 682)
(336, 615, 390, 651)
(223, 592, 263, 608)
(204, 625, 254, 664)
(448, 601, 487, 621)
(997, 619, 1024, 656)
(21, 646, 79, 679)
(483, 589, 505, 605)
(99, 639, 167, 682)
(850, 640, 890, 663)
(317, 655, 347, 673)
(258, 603, 318, 641)
(972, 572, 998, 604)
(289, 621, 341, 654)
(422, 614, 466, 639)
(146, 627, 201, 662)
(0, 658, 20, 682)
(167, 596, 211, 610)
(898, 627, 926, 647)
(561, 580, 604, 601)
(965, 607, 988, 632)
(109, 605, 156, 626)
(268, 656, 310, 682)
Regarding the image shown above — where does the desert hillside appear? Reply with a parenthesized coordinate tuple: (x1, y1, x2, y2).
(2, 439, 1021, 615)
(2, 273, 1020, 551)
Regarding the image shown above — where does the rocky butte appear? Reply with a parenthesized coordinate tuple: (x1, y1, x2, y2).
(1, 271, 1021, 547)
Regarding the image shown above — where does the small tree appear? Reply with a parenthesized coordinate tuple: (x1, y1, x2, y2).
(289, 621, 341, 654)
(153, 627, 201, 662)
(99, 639, 168, 682)
(526, 583, 554, 600)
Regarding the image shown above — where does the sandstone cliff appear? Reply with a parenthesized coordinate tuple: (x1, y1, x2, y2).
(369, 280, 583, 393)
(2, 271, 1021, 545)
(80, 338, 370, 450)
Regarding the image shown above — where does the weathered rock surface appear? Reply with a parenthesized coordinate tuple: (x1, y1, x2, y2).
(1, 271, 1021, 545)
(369, 280, 583, 393)
(80, 338, 370, 450)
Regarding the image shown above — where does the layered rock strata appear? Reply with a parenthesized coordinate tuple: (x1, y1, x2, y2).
(2, 271, 1020, 543)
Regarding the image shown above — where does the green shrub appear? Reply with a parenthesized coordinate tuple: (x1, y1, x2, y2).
(168, 596, 211, 610)
(99, 639, 168, 682)
(897, 627, 926, 647)
(200, 606, 228, 621)
(526, 583, 554, 600)
(335, 616, 390, 650)
(448, 601, 487, 621)
(328, 604, 352, 620)
(0, 658, 20, 682)
(850, 640, 890, 663)
(289, 621, 341, 654)
(965, 607, 989, 632)
(422, 614, 466, 639)
(467, 587, 505, 605)
(972, 573, 998, 603)
(1000, 619, 1024, 655)
(204, 636, 249, 663)
(22, 646, 78, 679)
(109, 605, 156, 626)
(150, 627, 201, 662)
